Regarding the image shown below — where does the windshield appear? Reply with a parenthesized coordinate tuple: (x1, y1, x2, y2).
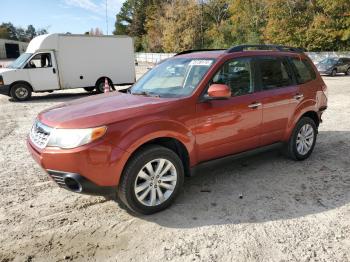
(130, 58, 215, 98)
(318, 58, 337, 66)
(7, 53, 32, 69)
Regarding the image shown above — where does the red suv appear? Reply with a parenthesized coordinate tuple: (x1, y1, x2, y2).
(27, 45, 328, 214)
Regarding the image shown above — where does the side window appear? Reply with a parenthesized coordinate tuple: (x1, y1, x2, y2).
(211, 58, 253, 96)
(256, 57, 293, 90)
(27, 53, 52, 69)
(290, 57, 316, 84)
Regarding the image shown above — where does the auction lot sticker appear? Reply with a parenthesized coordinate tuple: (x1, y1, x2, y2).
(189, 60, 213, 66)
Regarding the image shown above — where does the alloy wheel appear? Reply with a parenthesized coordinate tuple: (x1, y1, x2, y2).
(134, 158, 177, 206)
(296, 123, 314, 155)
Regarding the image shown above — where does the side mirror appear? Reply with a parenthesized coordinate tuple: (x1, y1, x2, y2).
(205, 84, 231, 100)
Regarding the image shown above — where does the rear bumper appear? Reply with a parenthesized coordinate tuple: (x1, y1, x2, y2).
(0, 85, 10, 96)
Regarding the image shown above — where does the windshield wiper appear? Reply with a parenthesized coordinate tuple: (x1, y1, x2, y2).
(131, 91, 160, 97)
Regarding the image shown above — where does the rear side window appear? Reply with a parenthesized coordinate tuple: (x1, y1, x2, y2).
(256, 57, 293, 90)
(290, 57, 316, 84)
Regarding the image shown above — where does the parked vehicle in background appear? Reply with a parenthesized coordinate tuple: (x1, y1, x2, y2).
(316, 57, 350, 76)
(0, 34, 135, 101)
(27, 45, 328, 214)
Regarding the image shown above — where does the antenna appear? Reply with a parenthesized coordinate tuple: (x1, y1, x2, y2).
(105, 0, 108, 35)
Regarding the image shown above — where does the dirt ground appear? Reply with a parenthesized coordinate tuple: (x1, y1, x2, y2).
(0, 67, 349, 262)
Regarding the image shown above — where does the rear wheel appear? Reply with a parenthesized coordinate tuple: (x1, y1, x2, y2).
(287, 117, 317, 161)
(118, 145, 184, 215)
(331, 69, 337, 77)
(95, 78, 114, 93)
(345, 67, 350, 76)
(10, 83, 32, 101)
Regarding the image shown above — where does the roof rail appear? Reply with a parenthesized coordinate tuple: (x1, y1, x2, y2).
(226, 44, 305, 53)
(175, 49, 226, 56)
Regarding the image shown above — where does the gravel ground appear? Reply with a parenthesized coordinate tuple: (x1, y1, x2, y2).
(0, 68, 349, 262)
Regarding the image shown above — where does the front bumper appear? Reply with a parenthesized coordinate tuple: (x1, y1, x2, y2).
(47, 170, 115, 196)
(0, 85, 10, 96)
(27, 138, 129, 195)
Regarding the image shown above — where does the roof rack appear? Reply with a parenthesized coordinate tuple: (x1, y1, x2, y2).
(175, 49, 226, 56)
(226, 44, 305, 53)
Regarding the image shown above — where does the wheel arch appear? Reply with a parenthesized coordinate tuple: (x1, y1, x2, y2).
(95, 76, 113, 87)
(9, 80, 33, 92)
(123, 136, 192, 177)
(284, 109, 320, 141)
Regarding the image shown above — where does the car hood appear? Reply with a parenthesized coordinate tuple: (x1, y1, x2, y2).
(39, 92, 179, 128)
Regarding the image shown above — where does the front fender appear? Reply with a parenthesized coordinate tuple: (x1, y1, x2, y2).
(110, 119, 197, 166)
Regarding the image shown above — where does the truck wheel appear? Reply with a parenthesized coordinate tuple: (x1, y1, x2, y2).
(345, 67, 350, 76)
(10, 83, 32, 101)
(286, 117, 317, 161)
(96, 78, 114, 93)
(331, 69, 337, 77)
(84, 87, 95, 92)
(118, 145, 184, 215)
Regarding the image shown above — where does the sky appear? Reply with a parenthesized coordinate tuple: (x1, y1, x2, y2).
(1, 0, 125, 34)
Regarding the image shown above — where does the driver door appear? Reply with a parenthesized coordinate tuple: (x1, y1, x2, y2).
(194, 57, 263, 162)
(25, 51, 60, 91)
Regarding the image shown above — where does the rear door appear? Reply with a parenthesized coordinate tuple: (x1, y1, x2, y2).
(25, 51, 60, 91)
(254, 56, 299, 145)
(195, 57, 263, 162)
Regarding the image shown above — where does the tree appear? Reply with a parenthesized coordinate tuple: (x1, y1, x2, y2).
(0, 23, 47, 42)
(160, 0, 202, 52)
(144, 0, 165, 52)
(89, 28, 104, 36)
(26, 25, 36, 40)
(113, 0, 134, 35)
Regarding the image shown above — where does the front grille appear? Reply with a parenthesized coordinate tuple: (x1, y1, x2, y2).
(30, 120, 52, 149)
(47, 170, 67, 188)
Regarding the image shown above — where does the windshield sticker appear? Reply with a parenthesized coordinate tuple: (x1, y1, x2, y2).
(189, 60, 213, 66)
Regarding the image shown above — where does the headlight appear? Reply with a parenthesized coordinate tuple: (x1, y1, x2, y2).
(47, 126, 107, 149)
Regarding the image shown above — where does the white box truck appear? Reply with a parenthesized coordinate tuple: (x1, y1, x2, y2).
(0, 34, 135, 101)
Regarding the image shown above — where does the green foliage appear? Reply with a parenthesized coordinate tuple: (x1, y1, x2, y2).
(0, 23, 48, 42)
(113, 0, 350, 52)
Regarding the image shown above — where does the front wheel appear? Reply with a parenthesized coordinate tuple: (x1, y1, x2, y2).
(331, 69, 337, 77)
(286, 117, 317, 161)
(10, 83, 32, 101)
(118, 145, 184, 215)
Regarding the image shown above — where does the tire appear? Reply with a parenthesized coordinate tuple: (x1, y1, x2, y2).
(286, 117, 317, 161)
(95, 78, 114, 93)
(345, 67, 350, 76)
(10, 83, 32, 101)
(331, 69, 337, 77)
(84, 87, 95, 92)
(118, 145, 184, 215)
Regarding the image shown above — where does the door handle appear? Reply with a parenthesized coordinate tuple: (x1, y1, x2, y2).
(248, 102, 262, 109)
(53, 68, 56, 74)
(294, 93, 304, 100)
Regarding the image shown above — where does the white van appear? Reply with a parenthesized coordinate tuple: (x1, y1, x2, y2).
(0, 34, 135, 101)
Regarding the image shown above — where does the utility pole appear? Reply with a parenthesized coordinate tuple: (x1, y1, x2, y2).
(106, 0, 109, 35)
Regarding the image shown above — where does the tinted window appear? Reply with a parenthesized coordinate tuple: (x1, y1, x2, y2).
(211, 58, 253, 96)
(290, 57, 316, 84)
(256, 57, 293, 90)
